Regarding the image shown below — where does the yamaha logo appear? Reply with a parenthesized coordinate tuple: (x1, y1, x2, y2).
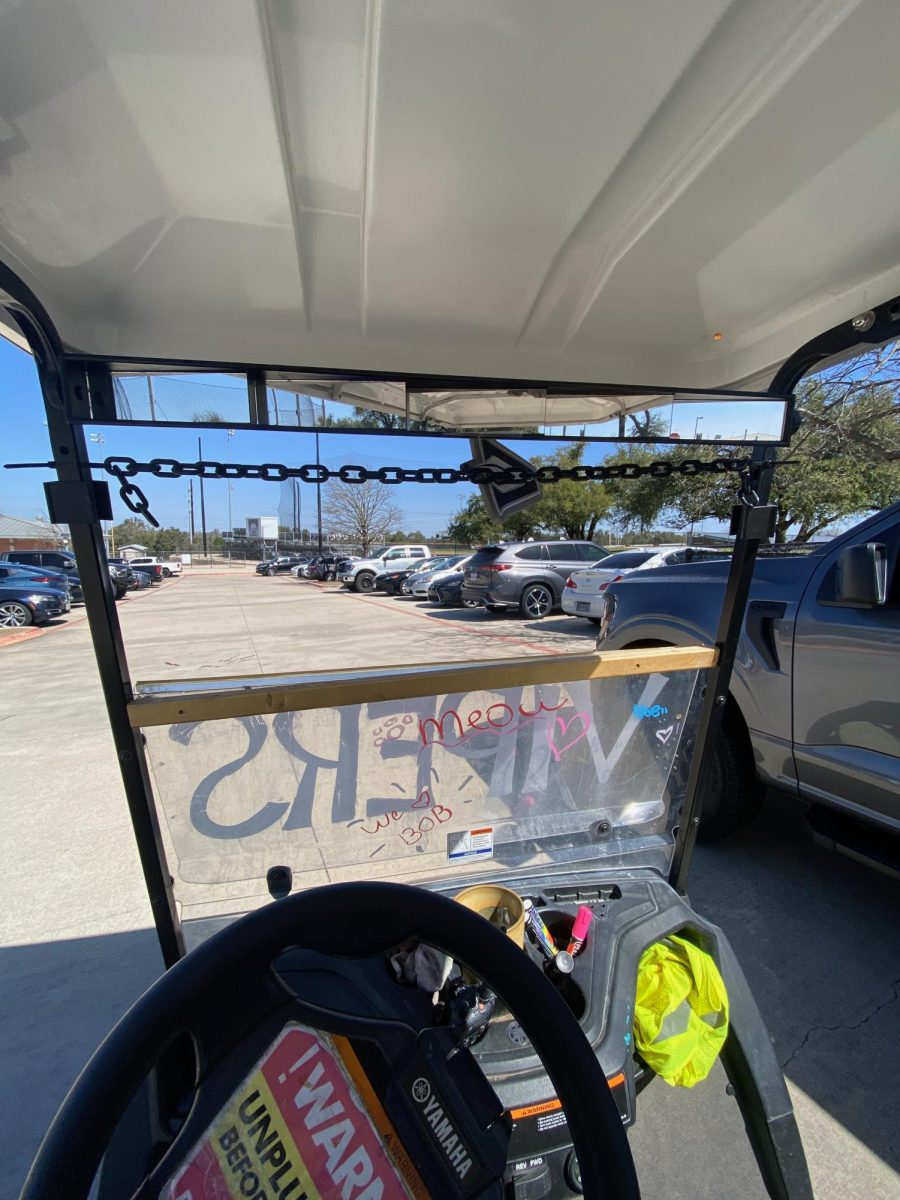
(410, 1079, 474, 1180)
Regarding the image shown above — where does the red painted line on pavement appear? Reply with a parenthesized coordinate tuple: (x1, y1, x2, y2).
(345, 592, 560, 656)
(0, 627, 44, 648)
(0, 579, 180, 647)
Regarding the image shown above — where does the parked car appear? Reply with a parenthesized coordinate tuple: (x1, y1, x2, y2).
(562, 545, 729, 622)
(127, 555, 182, 577)
(341, 545, 431, 593)
(396, 556, 445, 594)
(289, 557, 313, 577)
(374, 561, 434, 595)
(462, 539, 609, 618)
(112, 555, 161, 584)
(406, 555, 469, 596)
(256, 555, 306, 576)
(128, 570, 152, 591)
(2, 548, 80, 577)
(107, 561, 133, 599)
(597, 503, 900, 859)
(0, 582, 70, 627)
(304, 554, 338, 582)
(428, 570, 480, 609)
(0, 561, 83, 603)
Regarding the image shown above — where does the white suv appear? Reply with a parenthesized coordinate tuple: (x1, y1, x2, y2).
(128, 556, 182, 578)
(341, 545, 430, 593)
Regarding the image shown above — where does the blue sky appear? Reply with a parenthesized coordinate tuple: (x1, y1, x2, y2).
(1, 336, 785, 536)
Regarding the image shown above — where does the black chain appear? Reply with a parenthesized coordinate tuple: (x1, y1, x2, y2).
(98, 454, 760, 526)
(112, 476, 161, 527)
(102, 453, 756, 484)
(0, 452, 761, 525)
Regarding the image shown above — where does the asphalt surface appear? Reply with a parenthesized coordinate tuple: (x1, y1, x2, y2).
(1, 571, 898, 1198)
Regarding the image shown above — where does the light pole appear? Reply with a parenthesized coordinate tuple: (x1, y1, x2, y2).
(694, 416, 704, 440)
(226, 429, 235, 535)
(89, 433, 111, 553)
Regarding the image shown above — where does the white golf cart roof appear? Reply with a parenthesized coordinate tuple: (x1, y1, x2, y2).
(1, 0, 898, 393)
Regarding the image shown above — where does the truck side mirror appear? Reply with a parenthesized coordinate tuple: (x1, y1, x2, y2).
(833, 542, 887, 607)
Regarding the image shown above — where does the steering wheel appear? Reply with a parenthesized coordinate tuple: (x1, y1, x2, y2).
(21, 882, 639, 1199)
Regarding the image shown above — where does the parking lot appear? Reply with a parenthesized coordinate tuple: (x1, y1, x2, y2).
(2, 571, 899, 1198)
(116, 569, 603, 681)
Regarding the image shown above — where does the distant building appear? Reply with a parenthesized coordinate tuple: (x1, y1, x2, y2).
(0, 514, 68, 554)
(245, 516, 278, 540)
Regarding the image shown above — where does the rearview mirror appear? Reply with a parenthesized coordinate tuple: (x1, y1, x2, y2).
(833, 543, 887, 607)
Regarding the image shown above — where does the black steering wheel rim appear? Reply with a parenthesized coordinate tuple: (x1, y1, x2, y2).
(21, 881, 639, 1199)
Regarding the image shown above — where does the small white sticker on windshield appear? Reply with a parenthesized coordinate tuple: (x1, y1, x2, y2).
(448, 826, 493, 863)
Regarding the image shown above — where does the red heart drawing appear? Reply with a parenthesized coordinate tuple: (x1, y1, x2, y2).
(546, 712, 591, 761)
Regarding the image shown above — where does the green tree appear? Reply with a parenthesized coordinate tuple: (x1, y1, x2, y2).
(620, 408, 670, 438)
(152, 526, 190, 555)
(110, 519, 188, 556)
(325, 406, 427, 432)
(668, 347, 900, 541)
(446, 495, 500, 545)
(446, 444, 610, 544)
(527, 445, 611, 540)
(111, 518, 155, 550)
(602, 447, 676, 535)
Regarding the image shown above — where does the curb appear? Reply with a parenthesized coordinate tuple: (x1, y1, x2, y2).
(0, 626, 44, 648)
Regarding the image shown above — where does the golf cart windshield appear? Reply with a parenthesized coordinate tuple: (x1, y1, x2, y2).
(132, 647, 710, 928)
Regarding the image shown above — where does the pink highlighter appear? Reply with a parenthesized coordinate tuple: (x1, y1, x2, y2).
(566, 905, 593, 956)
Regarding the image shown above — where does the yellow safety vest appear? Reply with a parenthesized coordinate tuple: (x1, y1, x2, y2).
(633, 934, 730, 1088)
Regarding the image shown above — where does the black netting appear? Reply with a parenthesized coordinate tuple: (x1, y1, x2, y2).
(113, 375, 250, 424)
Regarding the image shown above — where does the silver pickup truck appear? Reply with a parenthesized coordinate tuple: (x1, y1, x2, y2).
(596, 503, 899, 862)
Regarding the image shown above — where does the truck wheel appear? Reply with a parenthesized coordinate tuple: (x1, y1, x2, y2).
(520, 583, 553, 619)
(698, 712, 764, 839)
(354, 572, 376, 593)
(162, 567, 171, 577)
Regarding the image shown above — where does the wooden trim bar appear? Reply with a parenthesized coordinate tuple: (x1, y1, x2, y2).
(127, 645, 717, 728)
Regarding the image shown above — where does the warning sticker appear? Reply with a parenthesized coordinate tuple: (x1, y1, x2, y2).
(536, 1109, 568, 1134)
(509, 1098, 563, 1121)
(163, 1024, 416, 1200)
(447, 826, 494, 862)
(508, 1076, 628, 1149)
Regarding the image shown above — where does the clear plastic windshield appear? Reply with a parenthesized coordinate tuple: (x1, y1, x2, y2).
(136, 658, 706, 926)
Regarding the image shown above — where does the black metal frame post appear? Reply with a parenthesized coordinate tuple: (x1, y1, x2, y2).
(0, 287, 184, 967)
(669, 465, 776, 893)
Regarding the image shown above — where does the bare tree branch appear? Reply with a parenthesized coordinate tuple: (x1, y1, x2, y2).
(321, 480, 403, 555)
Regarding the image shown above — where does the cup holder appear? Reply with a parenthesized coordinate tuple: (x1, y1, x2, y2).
(535, 908, 586, 1019)
(542, 909, 575, 947)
